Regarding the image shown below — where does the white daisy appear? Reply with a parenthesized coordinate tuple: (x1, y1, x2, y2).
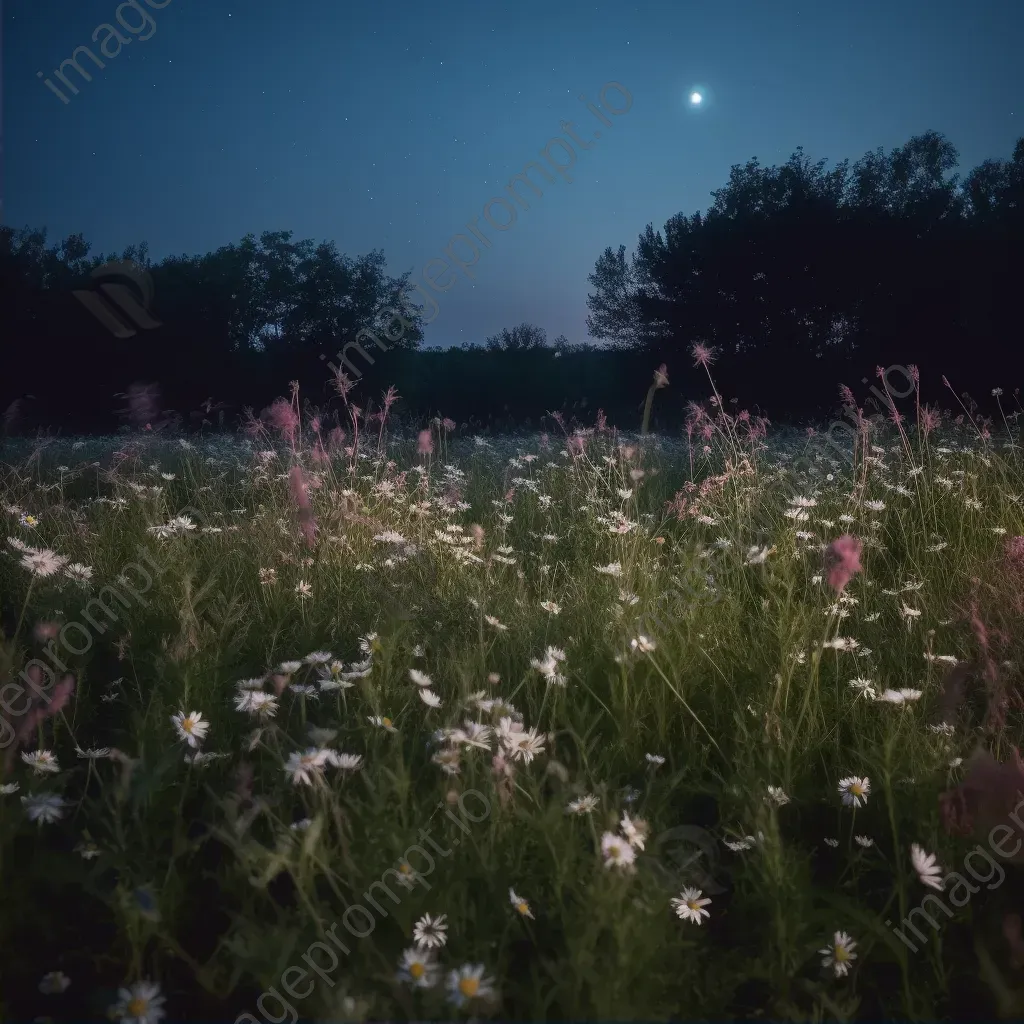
(396, 946, 440, 989)
(838, 776, 871, 808)
(234, 691, 278, 717)
(509, 887, 534, 919)
(671, 887, 712, 925)
(819, 931, 858, 978)
(21, 750, 60, 774)
(911, 843, 945, 891)
(413, 912, 448, 950)
(283, 748, 331, 786)
(566, 794, 599, 815)
(409, 669, 433, 687)
(419, 688, 442, 708)
(600, 830, 636, 870)
(109, 979, 166, 1024)
(446, 963, 496, 1008)
(620, 812, 650, 850)
(171, 710, 209, 748)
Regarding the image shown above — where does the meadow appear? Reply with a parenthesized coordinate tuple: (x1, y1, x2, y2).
(3, 368, 1024, 1023)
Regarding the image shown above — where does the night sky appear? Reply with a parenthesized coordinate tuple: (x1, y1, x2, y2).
(6, 0, 1022, 348)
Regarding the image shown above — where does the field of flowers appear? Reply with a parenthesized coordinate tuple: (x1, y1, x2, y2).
(3, 373, 1024, 1022)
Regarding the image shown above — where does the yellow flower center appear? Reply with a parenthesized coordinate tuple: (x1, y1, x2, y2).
(383, 718, 392, 728)
(516, 900, 529, 915)
(400, 863, 412, 875)
(182, 719, 194, 733)
(835, 945, 850, 962)
(409, 962, 425, 979)
(459, 977, 480, 999)
(687, 900, 700, 911)
(850, 784, 863, 796)
(127, 998, 148, 1016)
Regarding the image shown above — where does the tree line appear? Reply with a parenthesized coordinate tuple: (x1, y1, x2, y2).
(2, 129, 1021, 436)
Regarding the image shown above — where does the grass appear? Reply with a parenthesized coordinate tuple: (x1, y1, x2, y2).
(2, 381, 1024, 1022)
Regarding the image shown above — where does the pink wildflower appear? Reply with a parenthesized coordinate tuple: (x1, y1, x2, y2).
(691, 344, 716, 368)
(288, 466, 317, 547)
(825, 535, 862, 594)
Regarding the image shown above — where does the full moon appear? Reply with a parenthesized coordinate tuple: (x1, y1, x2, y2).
(690, 91, 703, 105)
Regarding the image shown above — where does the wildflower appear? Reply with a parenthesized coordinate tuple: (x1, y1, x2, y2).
(838, 776, 871, 808)
(509, 887, 534, 918)
(484, 614, 508, 631)
(725, 836, 757, 851)
(413, 912, 448, 950)
(825, 535, 862, 594)
(848, 678, 878, 700)
(76, 840, 101, 859)
(76, 746, 112, 759)
(234, 691, 278, 717)
(567, 794, 599, 815)
(21, 750, 60, 775)
(20, 548, 68, 577)
(601, 830, 637, 870)
(505, 726, 545, 764)
(368, 715, 397, 732)
(446, 963, 496, 1008)
(824, 837, 840, 848)
(326, 751, 363, 772)
(854, 835, 874, 848)
(879, 688, 922, 704)
(671, 887, 712, 925)
(64, 562, 94, 583)
(452, 720, 493, 750)
(38, 970, 71, 994)
(171, 710, 209, 748)
(109, 979, 166, 1024)
(620, 812, 650, 850)
(409, 669, 433, 687)
(432, 748, 461, 775)
(0, 782, 19, 794)
(397, 946, 440, 989)
(419, 688, 442, 708)
(595, 562, 623, 576)
(630, 635, 657, 653)
(646, 753, 666, 766)
(19, 513, 40, 528)
(819, 931, 858, 978)
(745, 545, 772, 565)
(294, 580, 312, 599)
(765, 785, 790, 807)
(691, 343, 716, 367)
(911, 844, 945, 891)
(283, 748, 331, 786)
(304, 651, 333, 665)
(540, 600, 561, 614)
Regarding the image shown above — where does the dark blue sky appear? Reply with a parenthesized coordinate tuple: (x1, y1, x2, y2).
(6, 0, 1022, 348)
